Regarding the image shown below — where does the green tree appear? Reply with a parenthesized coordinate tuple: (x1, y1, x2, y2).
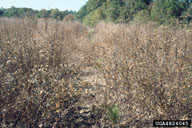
(3, 6, 19, 17)
(86, 0, 106, 13)
(133, 9, 151, 23)
(120, 0, 148, 22)
(76, 0, 106, 22)
(181, 2, 192, 23)
(0, 8, 4, 16)
(143, 0, 154, 5)
(103, 0, 122, 22)
(83, 7, 103, 26)
(76, 0, 152, 24)
(76, 5, 88, 21)
(181, 0, 191, 10)
(17, 8, 37, 18)
(50, 9, 61, 20)
(151, 0, 184, 24)
(36, 9, 51, 18)
(0, 7, 74, 20)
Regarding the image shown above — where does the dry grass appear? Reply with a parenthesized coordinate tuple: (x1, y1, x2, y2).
(0, 18, 191, 127)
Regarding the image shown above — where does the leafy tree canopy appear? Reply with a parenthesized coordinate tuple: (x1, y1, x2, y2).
(1, 0, 192, 25)
(76, 0, 192, 25)
(0, 7, 75, 20)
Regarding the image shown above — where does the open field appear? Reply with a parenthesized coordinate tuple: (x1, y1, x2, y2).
(0, 18, 192, 127)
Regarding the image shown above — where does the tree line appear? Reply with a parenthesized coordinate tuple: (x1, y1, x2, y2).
(0, 6, 75, 20)
(76, 0, 192, 26)
(1, 0, 192, 25)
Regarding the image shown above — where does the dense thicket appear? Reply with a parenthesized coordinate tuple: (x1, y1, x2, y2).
(0, 18, 192, 127)
(76, 0, 192, 25)
(0, 7, 75, 20)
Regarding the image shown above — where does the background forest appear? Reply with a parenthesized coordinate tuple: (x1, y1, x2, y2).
(1, 0, 192, 25)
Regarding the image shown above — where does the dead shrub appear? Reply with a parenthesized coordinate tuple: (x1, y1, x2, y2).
(0, 18, 191, 127)
(0, 18, 96, 127)
(91, 22, 192, 127)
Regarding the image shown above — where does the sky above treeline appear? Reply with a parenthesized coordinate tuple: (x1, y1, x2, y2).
(0, 0, 88, 11)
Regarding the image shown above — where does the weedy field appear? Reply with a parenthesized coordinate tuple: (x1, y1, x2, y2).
(0, 18, 192, 127)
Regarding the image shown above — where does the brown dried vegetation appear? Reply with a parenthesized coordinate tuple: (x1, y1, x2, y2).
(92, 22, 192, 127)
(0, 18, 192, 127)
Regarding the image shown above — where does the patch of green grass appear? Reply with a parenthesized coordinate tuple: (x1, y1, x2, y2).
(94, 58, 103, 70)
(107, 104, 121, 124)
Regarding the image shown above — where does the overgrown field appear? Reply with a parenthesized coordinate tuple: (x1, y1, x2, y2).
(0, 18, 192, 127)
